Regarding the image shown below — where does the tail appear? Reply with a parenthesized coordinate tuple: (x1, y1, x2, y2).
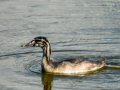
(102, 58, 106, 66)
(102, 58, 106, 62)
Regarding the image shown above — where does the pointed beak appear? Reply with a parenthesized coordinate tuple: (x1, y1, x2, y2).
(21, 40, 36, 47)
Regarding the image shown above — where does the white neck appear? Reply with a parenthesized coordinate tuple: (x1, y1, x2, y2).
(43, 42, 51, 62)
(41, 42, 53, 72)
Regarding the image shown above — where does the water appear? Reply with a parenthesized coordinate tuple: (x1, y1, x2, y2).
(0, 0, 120, 90)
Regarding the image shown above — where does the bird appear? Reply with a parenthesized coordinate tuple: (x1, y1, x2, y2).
(21, 36, 106, 74)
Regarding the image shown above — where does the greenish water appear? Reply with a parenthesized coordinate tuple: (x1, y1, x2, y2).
(0, 0, 120, 90)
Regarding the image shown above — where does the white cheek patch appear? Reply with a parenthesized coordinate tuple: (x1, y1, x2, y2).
(35, 44, 39, 47)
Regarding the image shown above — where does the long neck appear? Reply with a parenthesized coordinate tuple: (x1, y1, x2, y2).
(42, 42, 52, 64)
(42, 42, 53, 72)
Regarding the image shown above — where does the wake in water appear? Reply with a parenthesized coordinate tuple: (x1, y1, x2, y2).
(28, 58, 120, 75)
(107, 65, 120, 69)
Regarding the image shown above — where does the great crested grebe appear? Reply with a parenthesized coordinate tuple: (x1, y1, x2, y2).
(21, 36, 106, 74)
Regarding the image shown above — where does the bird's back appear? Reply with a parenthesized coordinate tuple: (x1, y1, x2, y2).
(51, 58, 106, 74)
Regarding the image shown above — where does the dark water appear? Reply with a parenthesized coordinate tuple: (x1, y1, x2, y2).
(0, 0, 120, 90)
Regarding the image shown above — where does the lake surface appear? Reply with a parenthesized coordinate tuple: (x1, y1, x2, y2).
(0, 0, 120, 90)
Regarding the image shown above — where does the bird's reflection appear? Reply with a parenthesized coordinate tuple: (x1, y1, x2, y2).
(42, 73, 54, 90)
